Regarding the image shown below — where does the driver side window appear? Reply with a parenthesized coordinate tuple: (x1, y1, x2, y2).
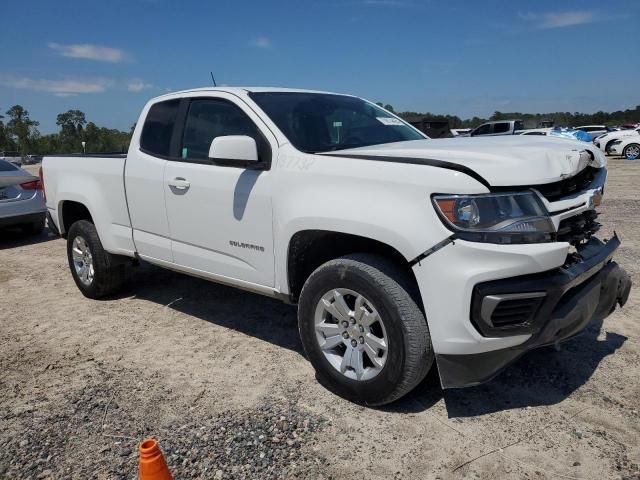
(181, 99, 262, 160)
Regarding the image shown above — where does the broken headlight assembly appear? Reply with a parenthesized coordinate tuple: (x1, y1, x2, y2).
(432, 191, 556, 244)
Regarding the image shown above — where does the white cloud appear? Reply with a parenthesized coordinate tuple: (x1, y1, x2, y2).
(0, 75, 111, 95)
(518, 10, 596, 29)
(127, 80, 155, 92)
(48, 42, 128, 63)
(250, 37, 272, 49)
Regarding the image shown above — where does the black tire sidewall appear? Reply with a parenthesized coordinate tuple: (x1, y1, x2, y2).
(299, 262, 412, 405)
(66, 220, 121, 299)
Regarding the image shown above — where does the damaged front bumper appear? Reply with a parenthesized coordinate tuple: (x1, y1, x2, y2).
(436, 234, 631, 388)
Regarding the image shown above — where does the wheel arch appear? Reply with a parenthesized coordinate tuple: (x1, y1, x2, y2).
(58, 199, 95, 237)
(285, 229, 421, 305)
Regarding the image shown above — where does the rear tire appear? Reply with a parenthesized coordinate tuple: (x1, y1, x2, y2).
(298, 253, 433, 406)
(66, 220, 127, 299)
(22, 215, 45, 235)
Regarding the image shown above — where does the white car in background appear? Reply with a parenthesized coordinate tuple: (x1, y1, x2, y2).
(573, 125, 609, 140)
(609, 135, 640, 160)
(594, 127, 640, 154)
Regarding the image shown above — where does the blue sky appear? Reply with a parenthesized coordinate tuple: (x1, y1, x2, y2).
(1, 0, 638, 133)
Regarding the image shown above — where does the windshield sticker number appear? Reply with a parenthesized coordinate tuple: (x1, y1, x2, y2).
(377, 117, 404, 126)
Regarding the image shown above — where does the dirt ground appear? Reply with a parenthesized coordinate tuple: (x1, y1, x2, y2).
(1, 159, 639, 479)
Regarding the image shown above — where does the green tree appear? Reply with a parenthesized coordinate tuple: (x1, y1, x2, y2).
(5, 105, 39, 154)
(0, 111, 10, 150)
(56, 109, 87, 152)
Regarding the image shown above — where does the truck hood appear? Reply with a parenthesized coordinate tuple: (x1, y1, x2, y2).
(326, 136, 605, 187)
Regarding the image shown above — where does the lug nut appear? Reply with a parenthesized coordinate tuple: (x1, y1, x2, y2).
(359, 336, 365, 344)
(342, 321, 349, 328)
(350, 317, 356, 324)
(342, 332, 349, 339)
(350, 339, 358, 347)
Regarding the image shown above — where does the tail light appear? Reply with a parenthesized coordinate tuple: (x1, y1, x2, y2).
(20, 179, 43, 190)
(39, 166, 46, 201)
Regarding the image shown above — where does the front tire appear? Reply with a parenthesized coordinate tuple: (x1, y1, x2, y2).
(66, 220, 126, 299)
(605, 140, 615, 155)
(623, 143, 640, 160)
(298, 254, 433, 406)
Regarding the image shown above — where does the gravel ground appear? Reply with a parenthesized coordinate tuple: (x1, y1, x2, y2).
(1, 159, 639, 479)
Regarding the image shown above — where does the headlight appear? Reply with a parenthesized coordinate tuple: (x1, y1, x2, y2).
(432, 192, 555, 244)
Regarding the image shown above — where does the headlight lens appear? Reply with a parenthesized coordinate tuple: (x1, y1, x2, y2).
(432, 192, 555, 244)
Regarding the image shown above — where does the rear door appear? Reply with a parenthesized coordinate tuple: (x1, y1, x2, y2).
(163, 93, 277, 286)
(125, 99, 180, 262)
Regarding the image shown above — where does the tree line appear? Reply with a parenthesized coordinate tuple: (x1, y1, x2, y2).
(379, 103, 640, 129)
(0, 105, 132, 155)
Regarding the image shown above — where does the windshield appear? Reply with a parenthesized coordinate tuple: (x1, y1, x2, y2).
(249, 92, 425, 153)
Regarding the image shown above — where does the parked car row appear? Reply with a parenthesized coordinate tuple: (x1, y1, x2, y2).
(450, 121, 639, 158)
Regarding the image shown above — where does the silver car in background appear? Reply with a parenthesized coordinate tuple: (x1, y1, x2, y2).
(0, 160, 46, 235)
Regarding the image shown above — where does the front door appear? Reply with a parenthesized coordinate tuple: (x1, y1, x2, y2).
(163, 94, 276, 287)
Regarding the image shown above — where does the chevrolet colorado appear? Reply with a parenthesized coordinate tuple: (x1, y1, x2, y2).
(42, 87, 632, 405)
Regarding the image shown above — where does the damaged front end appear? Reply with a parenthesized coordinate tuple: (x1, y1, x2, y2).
(437, 234, 631, 388)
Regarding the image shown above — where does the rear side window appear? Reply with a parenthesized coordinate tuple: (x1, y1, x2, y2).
(493, 122, 510, 134)
(181, 99, 261, 160)
(140, 99, 180, 157)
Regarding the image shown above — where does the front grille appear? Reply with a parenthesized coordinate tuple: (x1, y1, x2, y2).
(533, 166, 597, 201)
(488, 296, 544, 327)
(557, 210, 600, 245)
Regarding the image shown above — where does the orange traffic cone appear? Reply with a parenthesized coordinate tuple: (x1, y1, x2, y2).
(138, 438, 172, 480)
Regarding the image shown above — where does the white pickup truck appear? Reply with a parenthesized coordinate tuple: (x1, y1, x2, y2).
(42, 87, 631, 405)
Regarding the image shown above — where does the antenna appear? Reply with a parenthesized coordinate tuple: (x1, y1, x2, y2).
(210, 72, 217, 87)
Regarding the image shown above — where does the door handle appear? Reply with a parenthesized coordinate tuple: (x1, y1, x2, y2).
(168, 177, 190, 190)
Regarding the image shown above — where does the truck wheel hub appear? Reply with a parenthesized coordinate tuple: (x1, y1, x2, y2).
(71, 236, 94, 286)
(314, 288, 389, 381)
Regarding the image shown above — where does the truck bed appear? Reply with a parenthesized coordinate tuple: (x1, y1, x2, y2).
(43, 154, 135, 256)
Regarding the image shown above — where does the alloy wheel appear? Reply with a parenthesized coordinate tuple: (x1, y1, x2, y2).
(313, 288, 388, 381)
(71, 236, 94, 286)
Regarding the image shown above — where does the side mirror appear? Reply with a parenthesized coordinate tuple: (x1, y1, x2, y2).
(209, 135, 259, 163)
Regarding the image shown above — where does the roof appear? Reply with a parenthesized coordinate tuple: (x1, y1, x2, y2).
(153, 86, 349, 100)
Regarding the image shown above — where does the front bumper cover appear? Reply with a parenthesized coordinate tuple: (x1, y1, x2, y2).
(437, 234, 631, 388)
